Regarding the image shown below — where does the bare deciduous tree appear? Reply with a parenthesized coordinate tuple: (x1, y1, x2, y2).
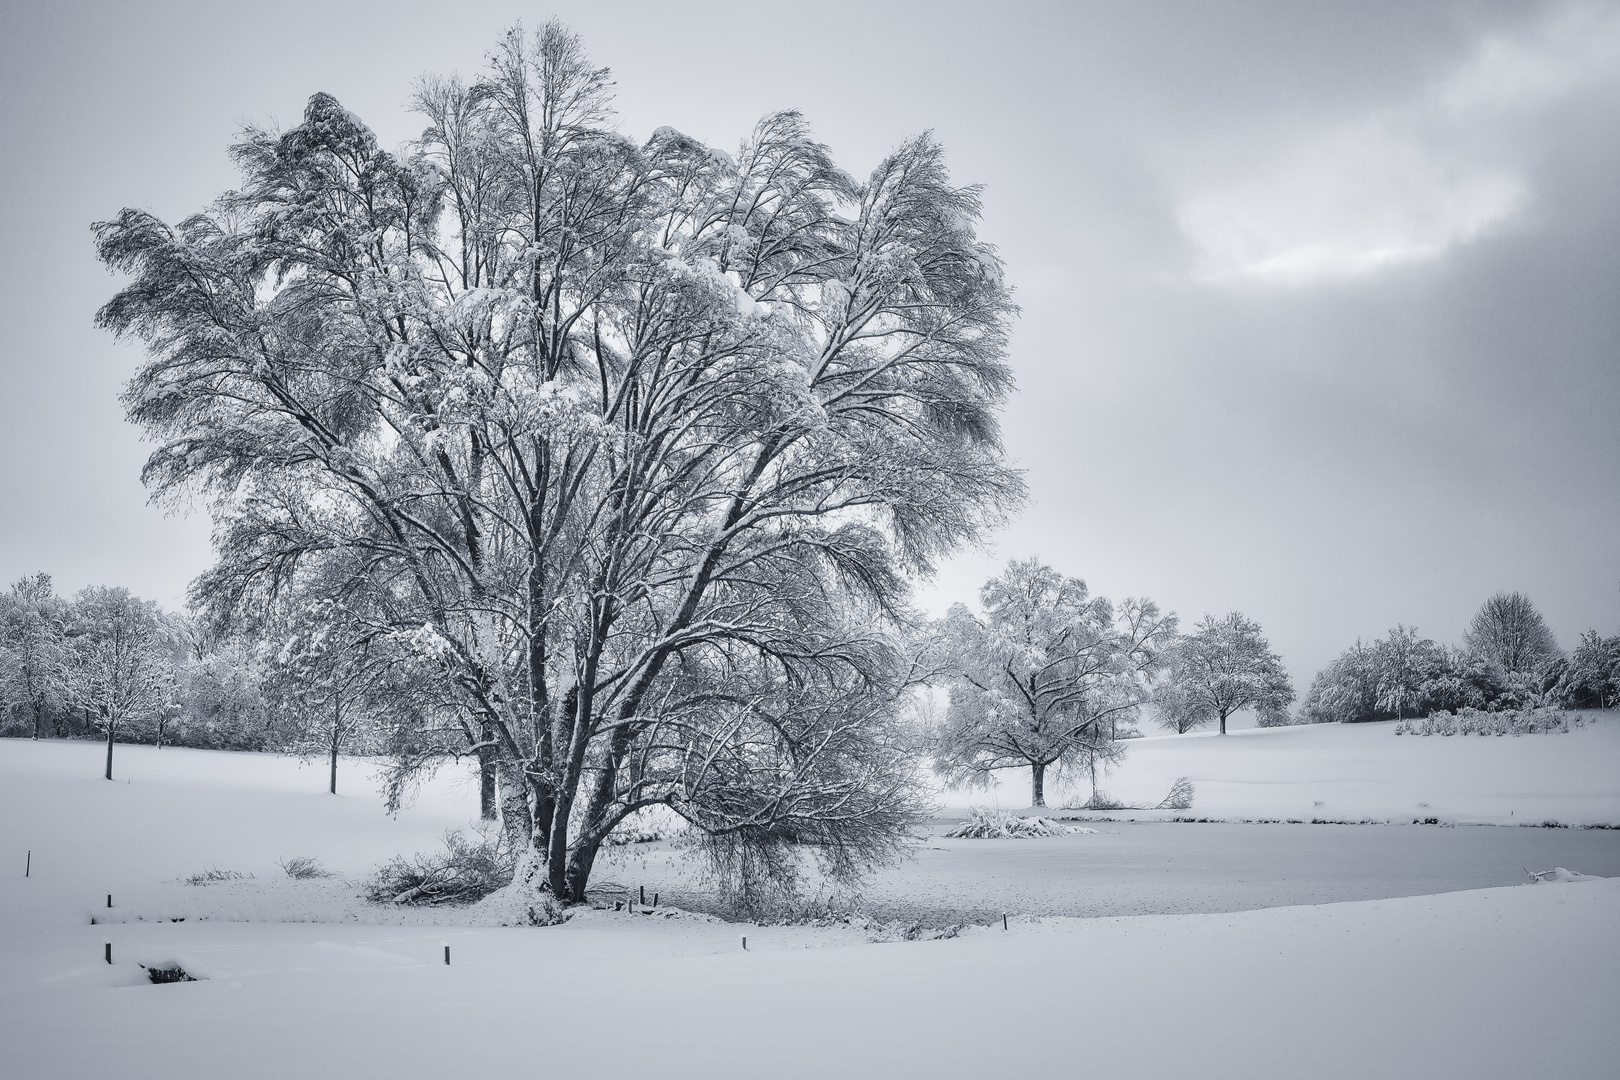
(1464, 591, 1559, 677)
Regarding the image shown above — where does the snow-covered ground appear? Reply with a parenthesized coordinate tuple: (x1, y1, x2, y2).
(952, 711, 1620, 825)
(2, 735, 1617, 1079)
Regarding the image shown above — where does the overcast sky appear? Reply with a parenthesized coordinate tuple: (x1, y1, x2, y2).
(1, 0, 1616, 692)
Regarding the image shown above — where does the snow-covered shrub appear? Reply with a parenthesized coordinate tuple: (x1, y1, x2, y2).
(943, 807, 1076, 838)
(1394, 707, 1582, 737)
(1526, 866, 1599, 883)
(184, 867, 248, 885)
(278, 856, 333, 880)
(366, 827, 512, 905)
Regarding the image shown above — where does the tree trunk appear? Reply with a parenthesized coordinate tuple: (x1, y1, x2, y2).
(495, 758, 535, 855)
(1219, 708, 1229, 735)
(104, 722, 115, 781)
(330, 698, 341, 794)
(32, 700, 42, 740)
(478, 736, 497, 821)
(1030, 761, 1046, 807)
(562, 837, 601, 904)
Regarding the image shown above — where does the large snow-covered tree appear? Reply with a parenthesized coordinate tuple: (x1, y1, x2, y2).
(929, 559, 1175, 807)
(94, 23, 1019, 904)
(1165, 612, 1293, 734)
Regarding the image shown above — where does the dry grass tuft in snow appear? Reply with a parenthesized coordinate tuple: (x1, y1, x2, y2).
(278, 856, 333, 880)
(184, 867, 250, 886)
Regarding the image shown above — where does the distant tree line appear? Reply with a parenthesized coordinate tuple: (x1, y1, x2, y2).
(0, 572, 448, 795)
(1299, 591, 1617, 724)
(924, 558, 1294, 806)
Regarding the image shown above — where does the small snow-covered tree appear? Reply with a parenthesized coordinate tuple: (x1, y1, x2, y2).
(178, 638, 273, 750)
(64, 587, 175, 779)
(0, 574, 68, 739)
(1553, 630, 1619, 709)
(1373, 624, 1445, 721)
(1166, 612, 1293, 735)
(266, 597, 456, 799)
(1300, 640, 1378, 724)
(929, 559, 1175, 806)
(1153, 680, 1216, 734)
(1464, 592, 1559, 677)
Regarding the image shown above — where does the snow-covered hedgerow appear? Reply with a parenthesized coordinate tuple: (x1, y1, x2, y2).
(1395, 707, 1590, 737)
(943, 808, 1092, 838)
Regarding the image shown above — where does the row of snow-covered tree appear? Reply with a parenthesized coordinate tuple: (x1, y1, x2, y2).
(924, 558, 1294, 806)
(0, 572, 430, 791)
(1299, 591, 1619, 724)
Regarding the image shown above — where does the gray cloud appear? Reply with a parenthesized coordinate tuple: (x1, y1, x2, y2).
(1, 0, 1614, 691)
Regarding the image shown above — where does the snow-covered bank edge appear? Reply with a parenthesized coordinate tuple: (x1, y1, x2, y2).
(1041, 812, 1620, 828)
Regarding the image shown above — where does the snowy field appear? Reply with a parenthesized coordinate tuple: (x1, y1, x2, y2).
(2, 730, 1618, 1079)
(949, 711, 1620, 826)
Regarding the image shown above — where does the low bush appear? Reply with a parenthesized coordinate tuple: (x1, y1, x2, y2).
(183, 868, 249, 886)
(943, 807, 1074, 838)
(1394, 707, 1588, 737)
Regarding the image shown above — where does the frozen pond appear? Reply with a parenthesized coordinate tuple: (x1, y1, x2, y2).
(604, 820, 1620, 924)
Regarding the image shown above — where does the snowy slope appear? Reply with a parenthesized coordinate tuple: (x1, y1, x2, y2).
(2, 872, 1615, 1079)
(1, 736, 1617, 1079)
(951, 712, 1620, 825)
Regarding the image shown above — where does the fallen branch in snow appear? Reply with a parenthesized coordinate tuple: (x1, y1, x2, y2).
(1155, 777, 1196, 810)
(366, 827, 513, 906)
